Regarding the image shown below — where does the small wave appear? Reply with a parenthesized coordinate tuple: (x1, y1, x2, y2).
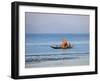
(25, 57, 78, 62)
(26, 41, 89, 46)
(25, 51, 89, 56)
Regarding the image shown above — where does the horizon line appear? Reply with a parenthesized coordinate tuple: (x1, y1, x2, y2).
(25, 33, 89, 34)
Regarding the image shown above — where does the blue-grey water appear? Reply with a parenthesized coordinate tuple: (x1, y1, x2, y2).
(25, 34, 89, 68)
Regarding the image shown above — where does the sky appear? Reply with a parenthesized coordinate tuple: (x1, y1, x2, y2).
(25, 12, 89, 34)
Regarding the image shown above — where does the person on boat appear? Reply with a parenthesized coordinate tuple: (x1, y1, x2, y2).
(61, 39, 70, 48)
(51, 39, 72, 49)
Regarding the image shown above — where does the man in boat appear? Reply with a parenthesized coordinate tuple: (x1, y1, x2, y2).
(61, 39, 70, 48)
(51, 39, 72, 49)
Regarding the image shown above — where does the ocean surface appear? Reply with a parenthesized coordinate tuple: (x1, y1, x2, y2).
(25, 34, 89, 68)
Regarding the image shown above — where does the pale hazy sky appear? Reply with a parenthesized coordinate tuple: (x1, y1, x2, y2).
(25, 12, 89, 34)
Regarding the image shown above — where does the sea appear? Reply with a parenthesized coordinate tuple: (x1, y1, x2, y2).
(25, 34, 89, 68)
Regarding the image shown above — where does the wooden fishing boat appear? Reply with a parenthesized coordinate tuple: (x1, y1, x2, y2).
(50, 44, 72, 49)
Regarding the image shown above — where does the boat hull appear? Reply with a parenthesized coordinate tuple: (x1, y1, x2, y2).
(50, 45, 72, 49)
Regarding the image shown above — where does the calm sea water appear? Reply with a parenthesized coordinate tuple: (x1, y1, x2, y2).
(25, 34, 89, 67)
